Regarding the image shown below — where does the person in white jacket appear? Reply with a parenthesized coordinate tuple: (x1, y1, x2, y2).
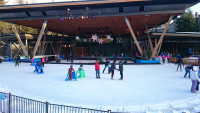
(190, 66, 200, 93)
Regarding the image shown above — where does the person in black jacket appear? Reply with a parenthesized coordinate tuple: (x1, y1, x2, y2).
(177, 57, 183, 71)
(119, 59, 124, 80)
(110, 60, 118, 80)
(184, 65, 193, 78)
(103, 58, 110, 73)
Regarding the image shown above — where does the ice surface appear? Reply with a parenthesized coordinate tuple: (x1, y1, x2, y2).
(0, 62, 200, 112)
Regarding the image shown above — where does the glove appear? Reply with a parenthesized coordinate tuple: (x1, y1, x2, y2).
(183, 64, 184, 67)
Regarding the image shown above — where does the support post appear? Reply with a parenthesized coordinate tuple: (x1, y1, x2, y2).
(146, 29, 154, 52)
(41, 28, 48, 55)
(13, 43, 23, 55)
(25, 38, 28, 56)
(8, 93, 11, 113)
(46, 101, 49, 113)
(32, 20, 48, 58)
(155, 38, 157, 48)
(151, 15, 173, 58)
(58, 33, 64, 55)
(124, 16, 143, 55)
(10, 41, 12, 59)
(11, 23, 28, 57)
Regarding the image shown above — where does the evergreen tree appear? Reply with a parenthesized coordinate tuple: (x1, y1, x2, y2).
(175, 10, 199, 32)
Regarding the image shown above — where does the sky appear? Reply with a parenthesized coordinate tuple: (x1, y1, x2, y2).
(6, 0, 200, 15)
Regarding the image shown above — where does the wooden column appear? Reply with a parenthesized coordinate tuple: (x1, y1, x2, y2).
(41, 28, 48, 55)
(155, 38, 157, 48)
(58, 33, 64, 55)
(144, 40, 146, 50)
(10, 41, 12, 59)
(147, 29, 154, 52)
(13, 43, 23, 55)
(124, 16, 143, 55)
(32, 20, 48, 58)
(11, 23, 28, 57)
(151, 15, 173, 58)
(25, 38, 28, 56)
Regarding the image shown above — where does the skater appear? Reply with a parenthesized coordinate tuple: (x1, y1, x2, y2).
(71, 54, 74, 63)
(196, 67, 200, 91)
(167, 54, 170, 63)
(119, 59, 124, 80)
(15, 56, 20, 66)
(184, 65, 193, 78)
(103, 58, 110, 73)
(110, 60, 118, 80)
(33, 62, 40, 73)
(177, 56, 184, 71)
(190, 66, 199, 93)
(0, 57, 2, 63)
(95, 60, 100, 79)
(41, 57, 46, 67)
(68, 65, 75, 80)
(162, 54, 166, 64)
(76, 64, 85, 78)
(45, 57, 48, 63)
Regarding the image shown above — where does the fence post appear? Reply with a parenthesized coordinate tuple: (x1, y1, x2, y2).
(46, 101, 49, 113)
(8, 93, 11, 113)
(108, 110, 111, 113)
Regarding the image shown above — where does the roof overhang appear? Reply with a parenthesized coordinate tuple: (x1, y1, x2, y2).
(0, 0, 199, 35)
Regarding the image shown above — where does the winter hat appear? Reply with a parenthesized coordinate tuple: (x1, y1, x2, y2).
(193, 66, 198, 72)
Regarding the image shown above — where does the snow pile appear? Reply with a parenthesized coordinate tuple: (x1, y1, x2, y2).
(0, 62, 200, 113)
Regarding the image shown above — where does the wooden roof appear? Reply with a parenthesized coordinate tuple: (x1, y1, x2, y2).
(0, 0, 199, 35)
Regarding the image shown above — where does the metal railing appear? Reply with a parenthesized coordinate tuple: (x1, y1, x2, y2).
(0, 92, 111, 113)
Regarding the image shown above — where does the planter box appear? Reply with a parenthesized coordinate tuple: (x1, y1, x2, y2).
(136, 58, 160, 64)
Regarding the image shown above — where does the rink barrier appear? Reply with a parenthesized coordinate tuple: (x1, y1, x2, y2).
(0, 92, 111, 113)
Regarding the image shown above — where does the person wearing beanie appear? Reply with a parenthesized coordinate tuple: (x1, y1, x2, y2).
(190, 66, 200, 93)
(103, 58, 110, 73)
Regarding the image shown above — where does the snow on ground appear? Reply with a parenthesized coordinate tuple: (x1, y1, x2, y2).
(0, 62, 200, 113)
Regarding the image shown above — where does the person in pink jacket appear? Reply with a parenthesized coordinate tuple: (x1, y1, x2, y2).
(167, 54, 170, 63)
(162, 55, 166, 64)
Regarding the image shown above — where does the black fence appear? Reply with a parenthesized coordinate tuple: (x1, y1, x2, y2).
(0, 92, 111, 113)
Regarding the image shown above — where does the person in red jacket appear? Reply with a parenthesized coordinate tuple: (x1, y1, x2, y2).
(95, 60, 100, 79)
(41, 57, 46, 67)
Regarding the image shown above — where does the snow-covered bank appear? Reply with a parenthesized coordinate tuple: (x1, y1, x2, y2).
(0, 62, 200, 112)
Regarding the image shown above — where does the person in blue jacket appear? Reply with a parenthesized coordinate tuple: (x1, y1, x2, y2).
(103, 58, 110, 73)
(33, 62, 40, 73)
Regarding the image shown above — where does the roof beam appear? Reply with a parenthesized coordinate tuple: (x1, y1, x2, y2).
(25, 12, 31, 17)
(11, 23, 29, 57)
(151, 15, 174, 58)
(124, 16, 143, 55)
(32, 20, 48, 58)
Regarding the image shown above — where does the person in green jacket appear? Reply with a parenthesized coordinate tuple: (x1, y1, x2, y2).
(76, 64, 85, 78)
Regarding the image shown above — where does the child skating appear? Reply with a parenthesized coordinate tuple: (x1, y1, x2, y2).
(68, 65, 75, 80)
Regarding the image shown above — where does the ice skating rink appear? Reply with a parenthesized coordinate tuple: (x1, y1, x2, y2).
(0, 62, 200, 112)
